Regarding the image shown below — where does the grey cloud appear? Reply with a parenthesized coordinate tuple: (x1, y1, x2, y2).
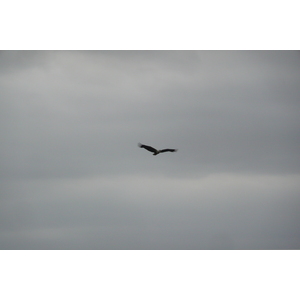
(1, 51, 299, 249)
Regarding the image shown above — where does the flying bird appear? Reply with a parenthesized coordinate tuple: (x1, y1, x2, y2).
(138, 143, 178, 155)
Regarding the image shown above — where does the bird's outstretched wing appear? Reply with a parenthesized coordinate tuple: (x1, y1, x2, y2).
(138, 143, 158, 153)
(159, 148, 178, 153)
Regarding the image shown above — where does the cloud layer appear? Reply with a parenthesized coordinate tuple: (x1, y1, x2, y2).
(1, 51, 299, 249)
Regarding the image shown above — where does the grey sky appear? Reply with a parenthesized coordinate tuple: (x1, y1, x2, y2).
(1, 51, 299, 249)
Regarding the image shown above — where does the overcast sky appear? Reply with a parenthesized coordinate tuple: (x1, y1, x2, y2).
(1, 51, 299, 249)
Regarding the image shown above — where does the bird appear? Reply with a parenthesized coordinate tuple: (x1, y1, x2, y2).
(138, 143, 178, 155)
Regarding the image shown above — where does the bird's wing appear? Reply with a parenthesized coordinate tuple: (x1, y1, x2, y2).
(159, 148, 178, 153)
(138, 143, 158, 153)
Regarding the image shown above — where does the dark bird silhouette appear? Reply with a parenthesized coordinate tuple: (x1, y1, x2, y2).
(138, 143, 178, 155)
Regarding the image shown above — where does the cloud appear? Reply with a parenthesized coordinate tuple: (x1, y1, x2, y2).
(1, 51, 299, 249)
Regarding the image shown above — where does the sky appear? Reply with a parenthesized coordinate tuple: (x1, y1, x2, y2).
(1, 50, 300, 249)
